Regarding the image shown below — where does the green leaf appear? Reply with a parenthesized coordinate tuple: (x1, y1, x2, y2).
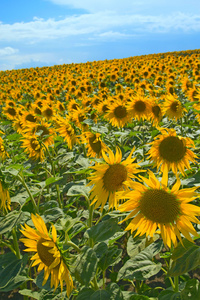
(129, 295, 150, 300)
(45, 176, 63, 186)
(34, 270, 52, 291)
(117, 250, 162, 281)
(171, 238, 197, 261)
(67, 183, 91, 198)
(0, 275, 30, 292)
(98, 246, 122, 271)
(91, 290, 111, 300)
(127, 236, 146, 258)
(168, 245, 200, 276)
(43, 207, 64, 222)
(86, 218, 120, 243)
(77, 288, 95, 300)
(180, 278, 200, 300)
(0, 255, 28, 291)
(55, 216, 80, 233)
(0, 211, 29, 234)
(158, 290, 181, 300)
(93, 242, 108, 260)
(74, 246, 98, 286)
(19, 289, 40, 300)
(106, 283, 124, 300)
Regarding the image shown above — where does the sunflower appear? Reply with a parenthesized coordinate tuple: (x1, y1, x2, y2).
(162, 94, 186, 121)
(21, 135, 45, 161)
(105, 98, 132, 128)
(23, 121, 55, 147)
(127, 92, 151, 121)
(147, 128, 197, 177)
(88, 147, 142, 211)
(42, 105, 55, 121)
(118, 170, 200, 248)
(81, 131, 107, 158)
(0, 138, 9, 161)
(55, 116, 77, 149)
(2, 105, 18, 120)
(20, 214, 73, 296)
(148, 97, 163, 126)
(0, 180, 11, 212)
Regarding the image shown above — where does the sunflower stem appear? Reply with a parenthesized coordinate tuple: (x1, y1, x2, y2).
(174, 276, 179, 292)
(180, 118, 183, 136)
(17, 173, 39, 214)
(102, 270, 106, 289)
(43, 143, 63, 208)
(161, 267, 175, 290)
(92, 275, 99, 290)
(88, 201, 94, 248)
(12, 227, 21, 259)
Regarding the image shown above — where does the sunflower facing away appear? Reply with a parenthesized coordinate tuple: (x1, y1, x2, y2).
(147, 128, 197, 177)
(118, 170, 200, 248)
(162, 94, 186, 121)
(81, 131, 107, 158)
(88, 147, 142, 211)
(20, 214, 73, 296)
(0, 180, 11, 212)
(21, 135, 45, 161)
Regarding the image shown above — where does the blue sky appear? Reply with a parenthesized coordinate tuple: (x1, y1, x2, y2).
(0, 0, 200, 71)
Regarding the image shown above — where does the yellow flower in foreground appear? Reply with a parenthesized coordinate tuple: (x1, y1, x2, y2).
(20, 214, 73, 296)
(0, 180, 11, 212)
(147, 128, 197, 177)
(118, 171, 200, 248)
(88, 147, 142, 211)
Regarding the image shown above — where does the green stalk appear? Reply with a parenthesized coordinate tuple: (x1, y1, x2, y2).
(174, 276, 179, 292)
(88, 202, 94, 248)
(102, 270, 106, 289)
(43, 143, 63, 208)
(161, 267, 175, 290)
(17, 174, 39, 214)
(12, 227, 21, 259)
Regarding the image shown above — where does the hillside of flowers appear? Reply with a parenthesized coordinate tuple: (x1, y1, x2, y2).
(0, 49, 200, 299)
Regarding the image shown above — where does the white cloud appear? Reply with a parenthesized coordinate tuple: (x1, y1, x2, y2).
(0, 47, 19, 56)
(0, 52, 56, 71)
(0, 12, 200, 44)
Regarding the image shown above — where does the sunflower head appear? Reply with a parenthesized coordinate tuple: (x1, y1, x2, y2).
(147, 128, 197, 176)
(20, 214, 73, 296)
(118, 170, 200, 248)
(88, 147, 142, 211)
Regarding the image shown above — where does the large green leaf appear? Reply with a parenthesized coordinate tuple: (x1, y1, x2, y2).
(77, 288, 96, 300)
(127, 235, 146, 258)
(86, 217, 120, 243)
(91, 290, 111, 300)
(158, 290, 181, 300)
(168, 245, 200, 276)
(0, 211, 29, 234)
(98, 246, 122, 271)
(106, 283, 124, 300)
(180, 279, 200, 300)
(74, 246, 98, 286)
(117, 250, 162, 281)
(0, 254, 28, 291)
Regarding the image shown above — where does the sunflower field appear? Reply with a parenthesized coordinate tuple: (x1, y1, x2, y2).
(0, 49, 200, 300)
